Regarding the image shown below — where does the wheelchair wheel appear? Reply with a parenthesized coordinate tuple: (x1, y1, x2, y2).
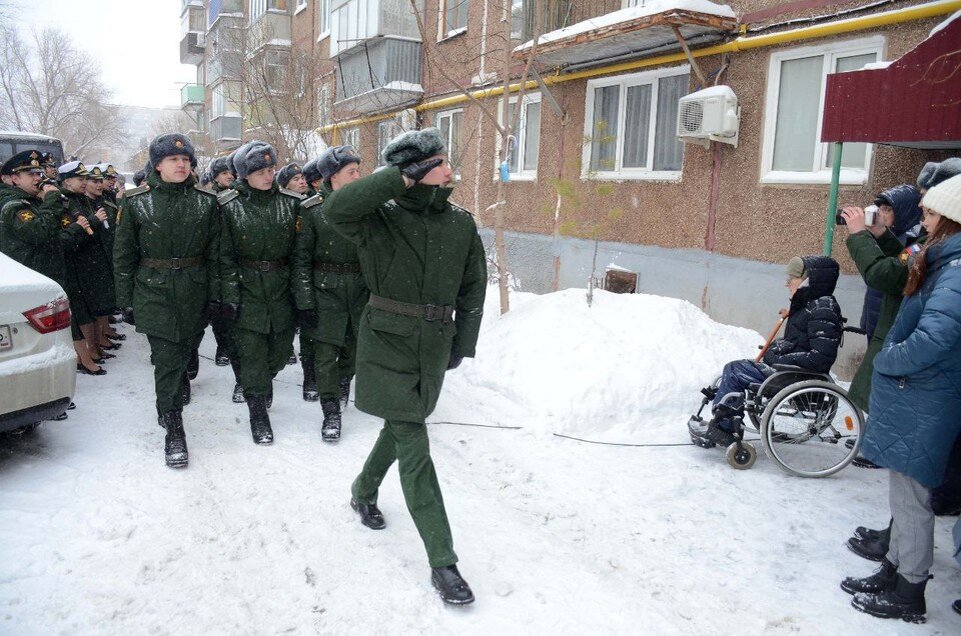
(760, 380, 863, 478)
(726, 441, 757, 470)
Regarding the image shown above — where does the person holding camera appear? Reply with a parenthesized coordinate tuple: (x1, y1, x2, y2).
(842, 158, 961, 561)
(843, 173, 961, 622)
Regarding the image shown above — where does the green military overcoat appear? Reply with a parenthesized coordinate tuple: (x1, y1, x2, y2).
(219, 181, 300, 335)
(291, 182, 369, 346)
(0, 189, 69, 288)
(113, 173, 221, 342)
(324, 167, 487, 423)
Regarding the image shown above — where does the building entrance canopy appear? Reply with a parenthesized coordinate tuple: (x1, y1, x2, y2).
(512, 0, 737, 71)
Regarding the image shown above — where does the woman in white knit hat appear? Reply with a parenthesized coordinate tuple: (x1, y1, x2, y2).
(843, 173, 961, 622)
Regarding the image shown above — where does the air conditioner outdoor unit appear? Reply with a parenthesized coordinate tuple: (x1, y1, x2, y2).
(676, 85, 740, 148)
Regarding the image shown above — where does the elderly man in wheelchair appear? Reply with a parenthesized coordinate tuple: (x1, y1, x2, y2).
(689, 255, 862, 474)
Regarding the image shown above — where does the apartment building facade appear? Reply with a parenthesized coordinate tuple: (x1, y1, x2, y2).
(177, 0, 961, 374)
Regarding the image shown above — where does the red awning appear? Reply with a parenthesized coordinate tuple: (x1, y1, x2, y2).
(821, 13, 961, 149)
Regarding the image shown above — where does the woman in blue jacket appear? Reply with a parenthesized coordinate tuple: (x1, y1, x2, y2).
(841, 173, 961, 623)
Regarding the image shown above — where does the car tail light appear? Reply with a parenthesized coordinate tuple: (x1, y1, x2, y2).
(23, 297, 71, 333)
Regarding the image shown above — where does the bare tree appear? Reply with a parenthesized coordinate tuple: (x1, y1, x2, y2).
(0, 26, 125, 158)
(217, 18, 332, 163)
(407, 0, 544, 314)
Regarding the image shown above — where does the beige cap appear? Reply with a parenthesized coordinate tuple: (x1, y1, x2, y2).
(786, 256, 807, 280)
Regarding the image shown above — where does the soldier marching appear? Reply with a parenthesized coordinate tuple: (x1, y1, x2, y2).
(2, 127, 486, 605)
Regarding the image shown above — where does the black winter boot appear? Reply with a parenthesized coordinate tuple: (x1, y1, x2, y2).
(187, 348, 200, 380)
(301, 355, 318, 402)
(230, 359, 245, 403)
(841, 559, 897, 595)
(321, 398, 341, 442)
(214, 345, 229, 366)
(848, 521, 891, 562)
(161, 411, 188, 469)
(339, 376, 351, 408)
(431, 565, 475, 605)
(350, 497, 386, 529)
(266, 381, 273, 409)
(852, 574, 927, 623)
(853, 523, 887, 542)
(181, 373, 191, 406)
(247, 395, 273, 445)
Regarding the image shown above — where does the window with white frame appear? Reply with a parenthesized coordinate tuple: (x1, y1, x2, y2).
(317, 0, 330, 39)
(296, 0, 307, 12)
(249, 0, 287, 24)
(438, 0, 468, 40)
(621, 0, 642, 8)
(761, 36, 883, 184)
(500, 92, 541, 178)
(437, 108, 463, 167)
(583, 66, 688, 179)
(342, 127, 359, 151)
(330, 0, 377, 56)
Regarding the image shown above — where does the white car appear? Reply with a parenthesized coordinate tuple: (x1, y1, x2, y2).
(0, 253, 76, 433)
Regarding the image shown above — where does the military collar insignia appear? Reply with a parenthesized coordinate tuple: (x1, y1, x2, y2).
(217, 188, 239, 205)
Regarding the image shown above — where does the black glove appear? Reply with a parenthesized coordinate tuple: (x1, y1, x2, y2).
(202, 301, 220, 324)
(446, 355, 464, 371)
(121, 307, 135, 326)
(400, 158, 444, 185)
(220, 302, 240, 324)
(298, 308, 319, 330)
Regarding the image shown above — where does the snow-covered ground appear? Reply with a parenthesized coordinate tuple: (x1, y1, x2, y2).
(1, 288, 959, 634)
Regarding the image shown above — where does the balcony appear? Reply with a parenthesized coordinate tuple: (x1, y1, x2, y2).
(329, 0, 421, 57)
(248, 6, 292, 53)
(334, 38, 423, 115)
(181, 84, 205, 112)
(206, 13, 245, 84)
(180, 31, 206, 65)
(210, 114, 242, 144)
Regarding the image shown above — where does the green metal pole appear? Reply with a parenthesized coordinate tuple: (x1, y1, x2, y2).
(824, 142, 843, 256)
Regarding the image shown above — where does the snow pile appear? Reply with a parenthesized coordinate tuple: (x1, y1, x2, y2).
(514, 0, 736, 52)
(458, 287, 761, 439)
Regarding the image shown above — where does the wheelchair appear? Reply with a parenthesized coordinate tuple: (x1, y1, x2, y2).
(687, 364, 864, 477)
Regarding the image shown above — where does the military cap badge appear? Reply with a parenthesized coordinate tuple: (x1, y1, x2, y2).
(175, 140, 184, 148)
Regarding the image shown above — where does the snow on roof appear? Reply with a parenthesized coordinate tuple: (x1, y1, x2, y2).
(514, 0, 736, 52)
(860, 61, 893, 70)
(930, 8, 961, 36)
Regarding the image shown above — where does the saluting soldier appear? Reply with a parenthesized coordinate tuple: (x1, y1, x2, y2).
(324, 129, 486, 605)
(291, 146, 367, 441)
(218, 142, 301, 445)
(277, 161, 319, 402)
(113, 134, 221, 469)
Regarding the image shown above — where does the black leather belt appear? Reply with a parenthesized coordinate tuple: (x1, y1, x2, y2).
(240, 258, 289, 272)
(368, 293, 454, 324)
(314, 261, 361, 274)
(141, 256, 205, 270)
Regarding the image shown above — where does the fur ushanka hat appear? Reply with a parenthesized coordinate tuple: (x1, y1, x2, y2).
(233, 141, 278, 180)
(917, 157, 961, 191)
(149, 133, 196, 167)
(381, 128, 446, 167)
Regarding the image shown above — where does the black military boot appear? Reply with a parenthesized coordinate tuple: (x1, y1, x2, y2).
(301, 355, 318, 401)
(214, 345, 229, 366)
(848, 522, 891, 562)
(841, 559, 897, 595)
(187, 348, 200, 380)
(160, 411, 188, 469)
(339, 376, 351, 409)
(350, 497, 386, 530)
(181, 373, 191, 406)
(852, 573, 927, 623)
(230, 359, 245, 403)
(246, 395, 273, 445)
(321, 398, 341, 442)
(266, 381, 273, 409)
(431, 565, 475, 605)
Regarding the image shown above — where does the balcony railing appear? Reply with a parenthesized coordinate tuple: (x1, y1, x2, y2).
(335, 38, 423, 115)
(210, 113, 243, 142)
(181, 84, 205, 111)
(329, 0, 421, 57)
(180, 31, 205, 65)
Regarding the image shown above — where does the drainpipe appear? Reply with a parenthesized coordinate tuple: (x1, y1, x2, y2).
(317, 0, 961, 133)
(824, 142, 843, 256)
